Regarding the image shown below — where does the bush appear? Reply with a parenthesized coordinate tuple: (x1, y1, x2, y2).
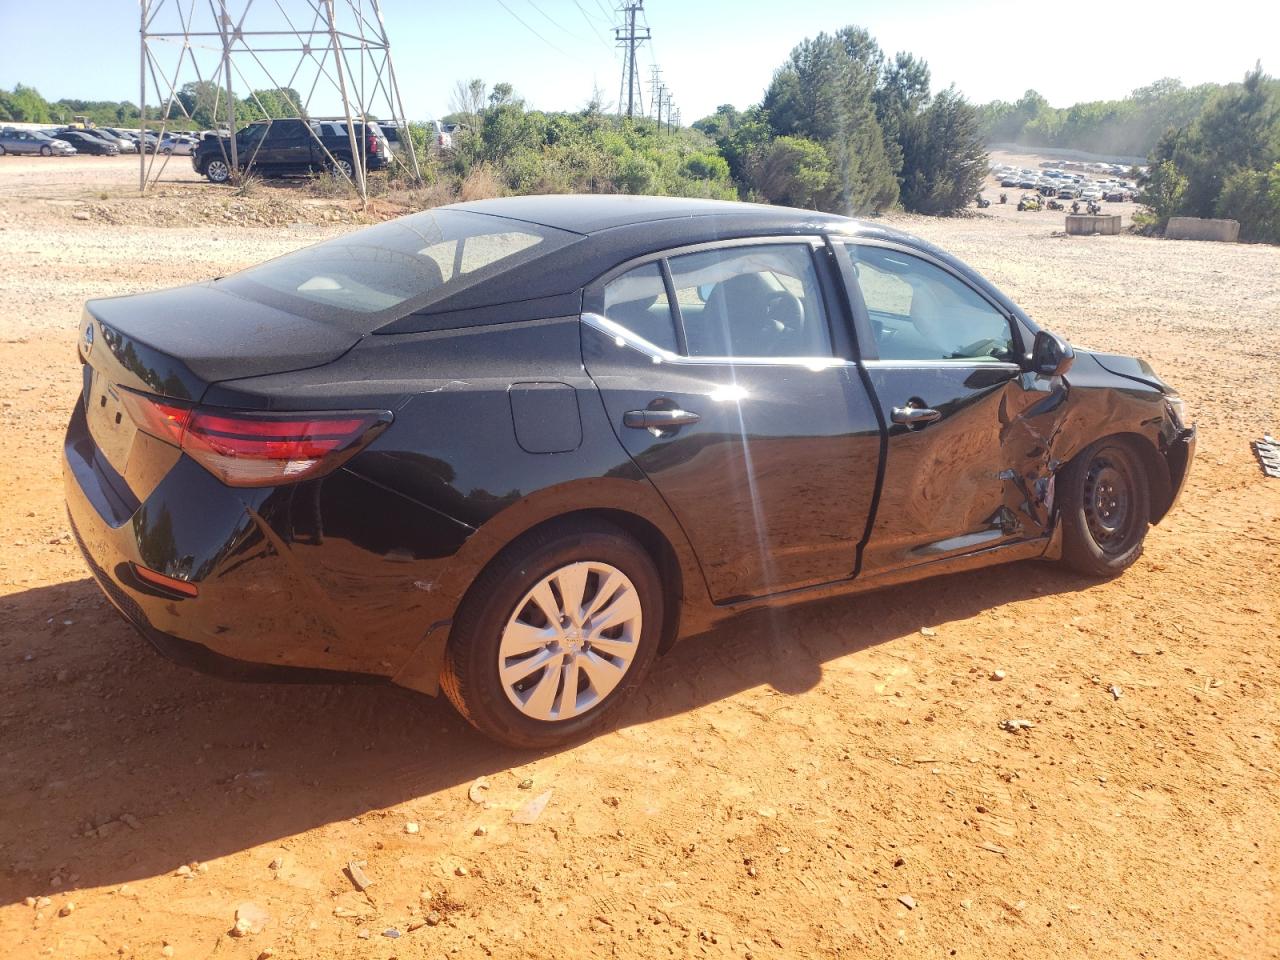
(1216, 163, 1280, 243)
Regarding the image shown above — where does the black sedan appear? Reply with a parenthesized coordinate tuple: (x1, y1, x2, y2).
(64, 196, 1195, 747)
(51, 130, 119, 156)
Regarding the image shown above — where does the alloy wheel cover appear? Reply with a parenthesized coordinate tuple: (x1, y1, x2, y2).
(498, 561, 642, 722)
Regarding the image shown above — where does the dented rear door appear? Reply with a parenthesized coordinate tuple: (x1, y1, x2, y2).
(834, 240, 1068, 575)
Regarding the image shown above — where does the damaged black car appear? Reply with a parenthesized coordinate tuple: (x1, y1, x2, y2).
(64, 195, 1195, 747)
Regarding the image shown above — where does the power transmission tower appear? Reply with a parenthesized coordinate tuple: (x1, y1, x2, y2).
(648, 65, 663, 123)
(614, 2, 650, 118)
(655, 83, 666, 128)
(138, 0, 421, 201)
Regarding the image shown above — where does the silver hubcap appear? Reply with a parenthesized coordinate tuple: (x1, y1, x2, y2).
(499, 561, 642, 722)
(208, 160, 229, 182)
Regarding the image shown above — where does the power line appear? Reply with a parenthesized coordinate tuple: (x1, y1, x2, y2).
(494, 0, 571, 58)
(523, 1, 584, 41)
(570, 0, 612, 49)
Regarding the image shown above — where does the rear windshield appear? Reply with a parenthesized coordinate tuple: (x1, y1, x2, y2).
(217, 209, 579, 330)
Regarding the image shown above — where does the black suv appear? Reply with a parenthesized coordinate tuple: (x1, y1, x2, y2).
(192, 118, 389, 183)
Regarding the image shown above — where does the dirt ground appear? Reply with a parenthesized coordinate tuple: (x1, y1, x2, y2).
(0, 156, 1277, 960)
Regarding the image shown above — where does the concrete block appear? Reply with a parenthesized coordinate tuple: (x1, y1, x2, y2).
(1165, 217, 1239, 242)
(1065, 214, 1123, 236)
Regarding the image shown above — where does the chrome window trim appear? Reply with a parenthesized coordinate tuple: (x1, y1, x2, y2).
(582, 312, 854, 370)
(860, 359, 1023, 370)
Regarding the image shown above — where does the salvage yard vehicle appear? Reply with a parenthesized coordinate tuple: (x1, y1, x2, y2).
(0, 128, 76, 156)
(63, 196, 1195, 748)
(49, 129, 118, 156)
(192, 117, 389, 183)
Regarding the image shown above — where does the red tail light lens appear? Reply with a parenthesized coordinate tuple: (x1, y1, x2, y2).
(367, 135, 379, 154)
(120, 390, 391, 487)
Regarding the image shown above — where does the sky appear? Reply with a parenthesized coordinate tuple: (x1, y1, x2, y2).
(1, 0, 1276, 123)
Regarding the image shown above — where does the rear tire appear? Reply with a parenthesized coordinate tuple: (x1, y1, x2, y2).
(441, 520, 663, 749)
(1058, 437, 1150, 577)
(329, 156, 355, 180)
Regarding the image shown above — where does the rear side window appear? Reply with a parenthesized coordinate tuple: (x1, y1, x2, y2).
(218, 209, 579, 329)
(602, 263, 676, 352)
(666, 244, 832, 359)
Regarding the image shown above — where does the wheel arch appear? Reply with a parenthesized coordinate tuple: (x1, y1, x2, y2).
(1062, 430, 1174, 525)
(390, 484, 714, 697)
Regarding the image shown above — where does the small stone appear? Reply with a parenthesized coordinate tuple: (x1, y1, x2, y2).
(1108, 684, 1123, 700)
(196, 862, 208, 873)
(747, 865, 758, 877)
(175, 865, 192, 877)
(36, 897, 52, 909)
(419, 890, 433, 903)
(162, 946, 174, 958)
(405, 822, 420, 834)
(920, 627, 937, 637)
(56, 669, 70, 683)
(24, 896, 35, 907)
(517, 778, 534, 790)
(234, 901, 270, 936)
(382, 928, 401, 939)
(268, 857, 283, 871)
(454, 865, 469, 877)
(408, 919, 426, 931)
(425, 910, 442, 926)
(893, 857, 905, 868)
(230, 918, 252, 938)
(59, 902, 75, 917)
(346, 860, 373, 891)
(356, 928, 371, 940)
(999, 718, 1034, 734)
(976, 804, 988, 814)
(960, 898, 973, 910)
(256, 951, 275, 960)
(990, 669, 1006, 681)
(120, 813, 141, 830)
(898, 894, 916, 910)
(473, 826, 487, 837)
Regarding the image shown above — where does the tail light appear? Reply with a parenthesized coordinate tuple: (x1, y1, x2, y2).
(367, 134, 379, 154)
(119, 390, 392, 488)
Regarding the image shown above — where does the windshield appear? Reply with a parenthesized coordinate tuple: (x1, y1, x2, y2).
(217, 209, 580, 331)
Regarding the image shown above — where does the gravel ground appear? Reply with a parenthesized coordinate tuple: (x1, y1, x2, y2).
(0, 156, 1276, 960)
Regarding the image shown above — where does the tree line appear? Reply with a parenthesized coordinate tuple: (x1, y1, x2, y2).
(1138, 64, 1280, 244)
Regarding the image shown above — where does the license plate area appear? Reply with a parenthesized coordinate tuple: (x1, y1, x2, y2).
(85, 369, 138, 476)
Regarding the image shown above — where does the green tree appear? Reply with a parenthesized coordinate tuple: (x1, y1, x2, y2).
(897, 89, 989, 215)
(746, 136, 833, 208)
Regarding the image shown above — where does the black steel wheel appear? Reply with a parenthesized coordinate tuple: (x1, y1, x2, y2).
(1058, 437, 1150, 577)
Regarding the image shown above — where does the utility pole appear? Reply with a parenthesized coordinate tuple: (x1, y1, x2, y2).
(649, 65, 662, 123)
(655, 83, 666, 129)
(614, 2, 650, 118)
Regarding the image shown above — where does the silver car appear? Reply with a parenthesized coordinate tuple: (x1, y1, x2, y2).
(0, 128, 77, 156)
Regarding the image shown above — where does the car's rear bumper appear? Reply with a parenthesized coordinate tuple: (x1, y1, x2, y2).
(63, 400, 470, 689)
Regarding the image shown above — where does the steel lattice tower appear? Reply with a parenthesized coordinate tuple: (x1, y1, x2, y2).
(138, 0, 421, 200)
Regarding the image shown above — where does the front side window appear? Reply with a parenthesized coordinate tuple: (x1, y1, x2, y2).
(843, 243, 1014, 362)
(601, 263, 677, 352)
(666, 244, 831, 359)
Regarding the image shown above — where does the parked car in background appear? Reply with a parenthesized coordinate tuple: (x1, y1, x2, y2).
(63, 195, 1195, 748)
(192, 117, 389, 183)
(86, 130, 138, 154)
(1057, 186, 1079, 199)
(0, 128, 77, 156)
(49, 130, 119, 156)
(158, 134, 196, 156)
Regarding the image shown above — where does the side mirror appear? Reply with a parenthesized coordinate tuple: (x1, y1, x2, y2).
(1029, 330, 1074, 377)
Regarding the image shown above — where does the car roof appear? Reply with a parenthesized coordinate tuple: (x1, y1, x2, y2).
(449, 194, 851, 235)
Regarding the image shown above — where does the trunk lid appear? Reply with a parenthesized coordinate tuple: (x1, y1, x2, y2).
(78, 283, 362, 484)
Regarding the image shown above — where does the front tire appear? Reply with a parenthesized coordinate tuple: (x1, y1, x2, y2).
(441, 521, 663, 748)
(1058, 437, 1150, 577)
(205, 159, 231, 184)
(40, 145, 52, 157)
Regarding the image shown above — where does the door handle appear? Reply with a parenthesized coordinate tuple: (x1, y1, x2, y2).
(891, 405, 941, 427)
(623, 408, 701, 430)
